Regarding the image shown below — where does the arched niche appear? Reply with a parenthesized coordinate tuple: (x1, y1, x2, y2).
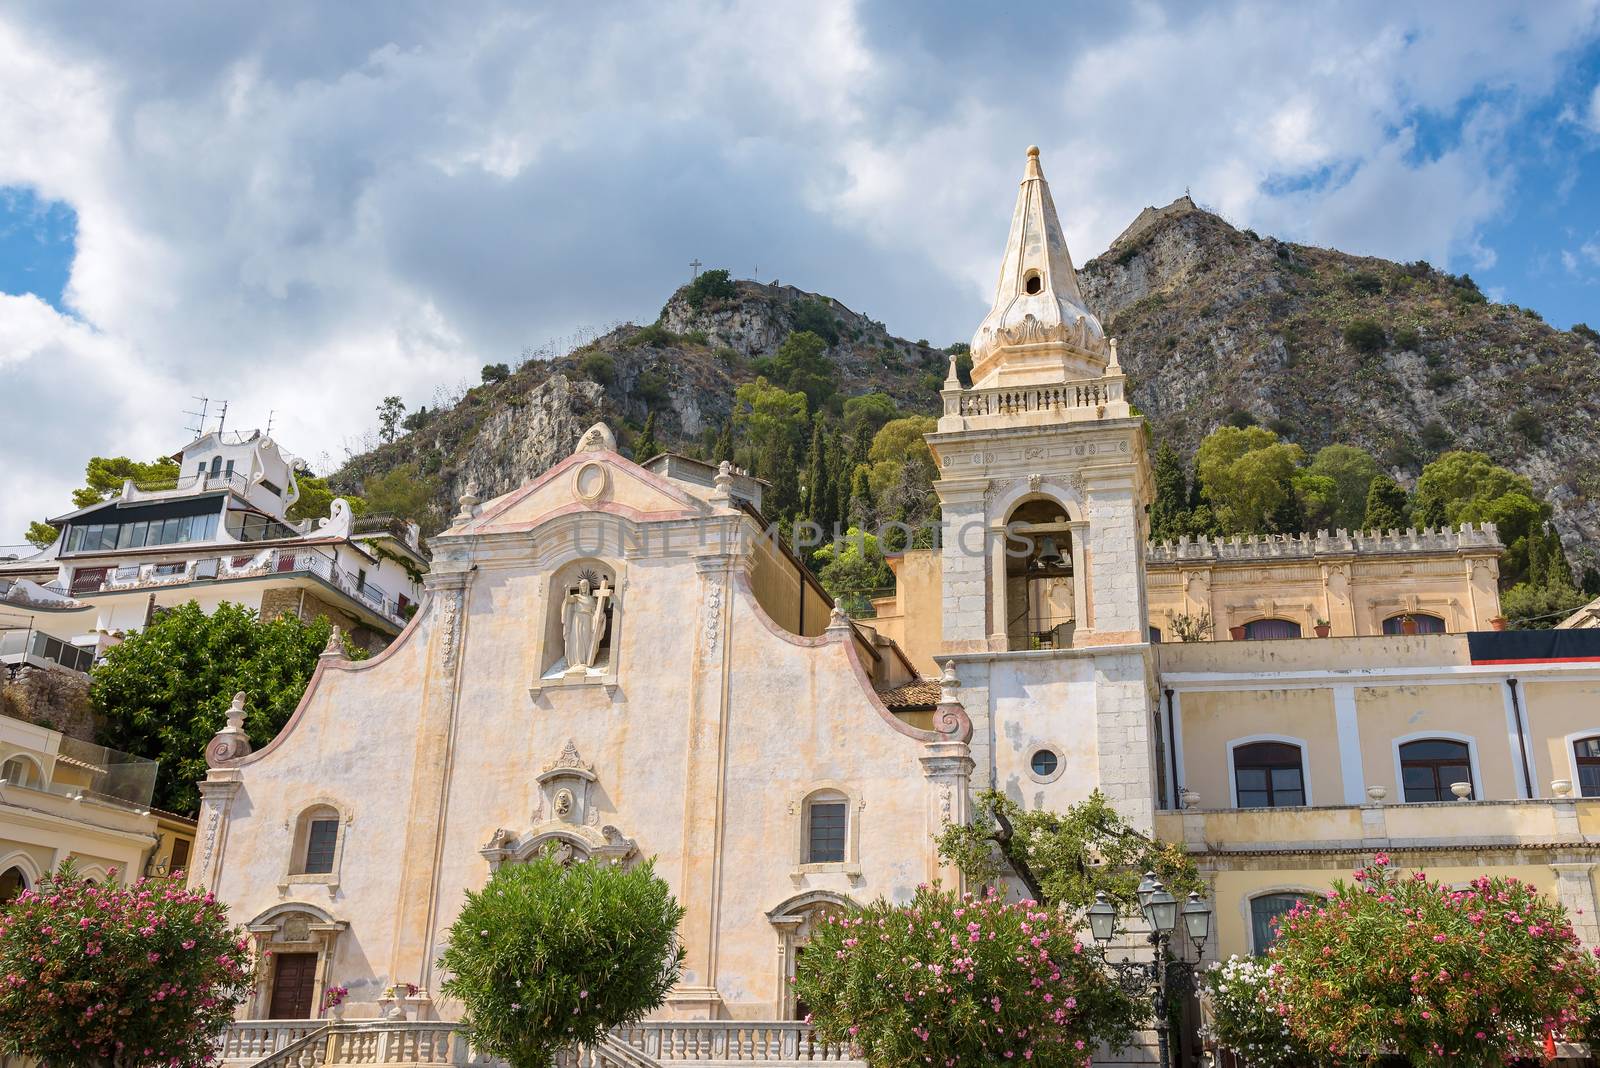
(535, 558, 623, 694)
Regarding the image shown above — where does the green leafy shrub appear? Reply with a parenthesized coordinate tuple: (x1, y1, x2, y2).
(682, 268, 736, 308)
(1509, 406, 1545, 443)
(580, 352, 616, 385)
(1573, 322, 1600, 344)
(1271, 856, 1600, 1065)
(794, 884, 1141, 1068)
(1341, 319, 1387, 354)
(438, 854, 685, 1068)
(627, 322, 679, 348)
(680, 329, 709, 346)
(1343, 271, 1384, 295)
(635, 370, 670, 406)
(481, 362, 511, 383)
(1392, 324, 1422, 351)
(789, 298, 841, 344)
(0, 862, 254, 1067)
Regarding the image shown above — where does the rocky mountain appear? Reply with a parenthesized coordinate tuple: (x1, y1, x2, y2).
(333, 199, 1600, 569)
(331, 282, 946, 510)
(1078, 196, 1600, 568)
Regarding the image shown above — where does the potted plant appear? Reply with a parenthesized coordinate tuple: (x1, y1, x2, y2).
(1228, 623, 1247, 640)
(1313, 618, 1331, 638)
(1399, 613, 1419, 635)
(323, 984, 349, 1021)
(1490, 615, 1508, 631)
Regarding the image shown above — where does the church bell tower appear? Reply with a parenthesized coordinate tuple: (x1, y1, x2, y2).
(926, 146, 1156, 824)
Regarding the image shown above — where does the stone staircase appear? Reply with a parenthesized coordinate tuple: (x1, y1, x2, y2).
(223, 1019, 865, 1068)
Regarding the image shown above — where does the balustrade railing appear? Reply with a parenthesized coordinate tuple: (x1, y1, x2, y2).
(224, 1020, 862, 1068)
(944, 377, 1124, 421)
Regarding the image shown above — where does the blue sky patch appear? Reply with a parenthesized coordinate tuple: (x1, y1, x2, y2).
(0, 187, 76, 312)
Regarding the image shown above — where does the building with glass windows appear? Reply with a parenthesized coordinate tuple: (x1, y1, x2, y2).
(0, 429, 426, 656)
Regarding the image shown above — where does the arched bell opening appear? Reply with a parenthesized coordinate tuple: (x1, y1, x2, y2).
(1004, 498, 1077, 650)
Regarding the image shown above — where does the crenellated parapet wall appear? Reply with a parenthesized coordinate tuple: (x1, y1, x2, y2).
(1147, 522, 1502, 565)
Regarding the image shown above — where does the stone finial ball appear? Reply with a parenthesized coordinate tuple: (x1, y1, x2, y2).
(1027, 145, 1040, 158)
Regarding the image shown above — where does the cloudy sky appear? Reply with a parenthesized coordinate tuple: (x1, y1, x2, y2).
(2, 1, 1599, 543)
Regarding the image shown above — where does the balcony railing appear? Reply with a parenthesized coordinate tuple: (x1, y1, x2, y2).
(0, 628, 93, 674)
(943, 376, 1125, 422)
(69, 548, 407, 628)
(124, 471, 252, 501)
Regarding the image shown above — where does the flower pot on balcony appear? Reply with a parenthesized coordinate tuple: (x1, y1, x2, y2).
(1228, 624, 1247, 641)
(1314, 623, 1331, 638)
(1400, 617, 1419, 635)
(1490, 616, 1508, 631)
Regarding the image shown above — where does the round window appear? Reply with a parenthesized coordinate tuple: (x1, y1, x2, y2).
(1030, 749, 1059, 778)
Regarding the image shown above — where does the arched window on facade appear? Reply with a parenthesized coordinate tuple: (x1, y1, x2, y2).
(0, 866, 27, 904)
(1233, 742, 1306, 808)
(805, 792, 848, 864)
(1250, 892, 1308, 953)
(291, 805, 342, 876)
(1004, 499, 1075, 651)
(1574, 737, 1600, 798)
(1243, 618, 1302, 640)
(1382, 613, 1446, 635)
(0, 755, 42, 788)
(1399, 739, 1474, 802)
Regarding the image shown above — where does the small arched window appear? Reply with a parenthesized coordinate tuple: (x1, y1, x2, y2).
(291, 805, 342, 876)
(1233, 742, 1306, 808)
(1382, 613, 1446, 635)
(0, 866, 27, 904)
(1, 755, 42, 789)
(1574, 737, 1600, 798)
(1399, 739, 1473, 802)
(1243, 618, 1302, 640)
(805, 792, 848, 864)
(1250, 893, 1308, 953)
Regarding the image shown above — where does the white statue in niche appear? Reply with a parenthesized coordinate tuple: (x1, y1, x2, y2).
(561, 575, 612, 670)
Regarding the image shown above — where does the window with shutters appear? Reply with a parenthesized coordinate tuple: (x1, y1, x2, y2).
(1575, 737, 1600, 798)
(793, 785, 861, 879)
(1399, 738, 1474, 802)
(1232, 741, 1307, 808)
(286, 802, 347, 889)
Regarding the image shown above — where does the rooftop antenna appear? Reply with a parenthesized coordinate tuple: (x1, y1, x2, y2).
(689, 257, 703, 280)
(183, 396, 210, 440)
(264, 409, 275, 437)
(214, 400, 230, 435)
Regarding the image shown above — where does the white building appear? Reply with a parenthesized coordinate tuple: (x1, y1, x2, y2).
(0, 430, 426, 658)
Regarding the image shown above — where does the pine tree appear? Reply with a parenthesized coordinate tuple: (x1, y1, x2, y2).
(633, 412, 662, 464)
(1362, 474, 1408, 531)
(713, 421, 734, 464)
(1149, 442, 1191, 540)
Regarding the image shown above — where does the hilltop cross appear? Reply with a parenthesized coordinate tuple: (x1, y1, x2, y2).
(689, 258, 703, 279)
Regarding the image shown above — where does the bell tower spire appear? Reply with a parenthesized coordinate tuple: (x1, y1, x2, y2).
(969, 146, 1109, 388)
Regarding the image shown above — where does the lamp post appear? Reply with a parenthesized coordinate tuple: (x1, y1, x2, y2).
(1088, 881, 1213, 1068)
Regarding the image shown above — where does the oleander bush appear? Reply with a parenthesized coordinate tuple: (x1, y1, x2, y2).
(0, 861, 254, 1068)
(793, 884, 1141, 1068)
(438, 853, 685, 1068)
(1202, 955, 1326, 1067)
(1269, 856, 1600, 1066)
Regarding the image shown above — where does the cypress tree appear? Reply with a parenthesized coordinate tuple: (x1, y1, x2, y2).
(1362, 474, 1408, 531)
(713, 420, 734, 464)
(846, 465, 876, 529)
(802, 414, 830, 528)
(1149, 441, 1191, 540)
(633, 412, 661, 464)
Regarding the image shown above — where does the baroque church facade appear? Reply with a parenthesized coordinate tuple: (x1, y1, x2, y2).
(198, 147, 1600, 1045)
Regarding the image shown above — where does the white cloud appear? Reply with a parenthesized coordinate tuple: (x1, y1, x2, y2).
(0, 0, 1598, 540)
(1590, 82, 1600, 132)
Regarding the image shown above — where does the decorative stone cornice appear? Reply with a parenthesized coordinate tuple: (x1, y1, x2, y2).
(1147, 523, 1502, 565)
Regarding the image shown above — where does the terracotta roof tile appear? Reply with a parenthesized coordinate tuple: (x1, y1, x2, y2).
(876, 680, 940, 711)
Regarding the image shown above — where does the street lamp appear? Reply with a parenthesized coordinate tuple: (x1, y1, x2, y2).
(1088, 880, 1214, 1068)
